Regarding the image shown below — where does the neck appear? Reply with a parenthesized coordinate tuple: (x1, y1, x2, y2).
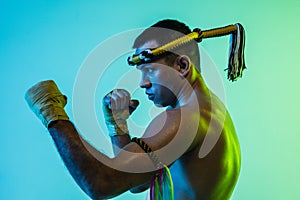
(170, 67, 208, 109)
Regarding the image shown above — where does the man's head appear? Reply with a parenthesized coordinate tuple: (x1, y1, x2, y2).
(133, 19, 200, 72)
(133, 19, 200, 108)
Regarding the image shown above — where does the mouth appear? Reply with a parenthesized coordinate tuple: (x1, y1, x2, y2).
(146, 92, 154, 101)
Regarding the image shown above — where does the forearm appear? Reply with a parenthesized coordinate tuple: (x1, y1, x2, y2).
(103, 89, 137, 156)
(110, 134, 131, 155)
(105, 113, 131, 156)
(48, 120, 125, 199)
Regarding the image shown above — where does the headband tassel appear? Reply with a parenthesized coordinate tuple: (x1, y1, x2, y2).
(226, 23, 246, 81)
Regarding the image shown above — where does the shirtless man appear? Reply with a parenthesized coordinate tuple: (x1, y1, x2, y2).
(25, 19, 241, 199)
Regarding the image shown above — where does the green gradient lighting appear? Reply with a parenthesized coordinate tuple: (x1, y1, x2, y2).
(1, 0, 299, 199)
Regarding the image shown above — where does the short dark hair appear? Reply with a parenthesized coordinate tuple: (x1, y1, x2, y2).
(133, 19, 201, 72)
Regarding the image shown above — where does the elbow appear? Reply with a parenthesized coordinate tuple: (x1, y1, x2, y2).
(82, 176, 124, 200)
(84, 181, 116, 200)
(76, 160, 132, 199)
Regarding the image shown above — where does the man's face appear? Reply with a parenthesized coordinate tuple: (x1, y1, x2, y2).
(135, 40, 182, 108)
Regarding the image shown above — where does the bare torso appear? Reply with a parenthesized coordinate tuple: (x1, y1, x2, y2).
(169, 86, 241, 200)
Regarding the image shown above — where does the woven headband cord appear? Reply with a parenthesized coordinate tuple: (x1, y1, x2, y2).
(128, 23, 246, 81)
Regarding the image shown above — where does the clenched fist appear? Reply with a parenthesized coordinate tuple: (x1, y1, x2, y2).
(102, 89, 139, 136)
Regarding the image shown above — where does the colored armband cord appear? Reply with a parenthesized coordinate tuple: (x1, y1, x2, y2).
(128, 23, 246, 82)
(131, 137, 174, 200)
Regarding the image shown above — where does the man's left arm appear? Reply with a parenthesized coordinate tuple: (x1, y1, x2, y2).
(102, 89, 139, 155)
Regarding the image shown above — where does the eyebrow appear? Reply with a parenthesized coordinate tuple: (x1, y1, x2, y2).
(136, 64, 151, 70)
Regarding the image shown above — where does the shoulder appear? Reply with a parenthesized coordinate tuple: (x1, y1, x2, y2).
(143, 107, 199, 139)
(139, 107, 200, 165)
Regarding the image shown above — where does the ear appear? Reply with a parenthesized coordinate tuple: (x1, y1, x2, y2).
(177, 55, 191, 77)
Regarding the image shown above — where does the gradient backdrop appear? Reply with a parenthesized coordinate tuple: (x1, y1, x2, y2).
(1, 0, 299, 199)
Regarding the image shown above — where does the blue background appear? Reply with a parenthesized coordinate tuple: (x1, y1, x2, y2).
(1, 0, 300, 199)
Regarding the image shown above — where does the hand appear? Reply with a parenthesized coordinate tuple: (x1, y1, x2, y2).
(102, 89, 139, 136)
(103, 90, 139, 115)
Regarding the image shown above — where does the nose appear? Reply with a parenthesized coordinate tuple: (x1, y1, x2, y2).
(140, 76, 152, 89)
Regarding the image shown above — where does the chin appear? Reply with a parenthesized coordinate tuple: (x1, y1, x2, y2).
(153, 100, 168, 108)
(154, 103, 164, 108)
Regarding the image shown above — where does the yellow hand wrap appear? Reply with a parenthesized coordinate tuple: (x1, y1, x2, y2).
(25, 80, 69, 128)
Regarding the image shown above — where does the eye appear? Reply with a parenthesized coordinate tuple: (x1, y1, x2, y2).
(139, 65, 155, 74)
(147, 68, 153, 73)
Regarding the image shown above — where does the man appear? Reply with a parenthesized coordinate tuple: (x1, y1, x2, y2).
(25, 19, 241, 200)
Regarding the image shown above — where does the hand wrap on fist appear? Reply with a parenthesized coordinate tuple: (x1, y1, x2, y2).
(25, 80, 69, 128)
(103, 89, 139, 137)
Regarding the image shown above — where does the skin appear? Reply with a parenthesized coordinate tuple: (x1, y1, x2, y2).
(47, 40, 241, 200)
